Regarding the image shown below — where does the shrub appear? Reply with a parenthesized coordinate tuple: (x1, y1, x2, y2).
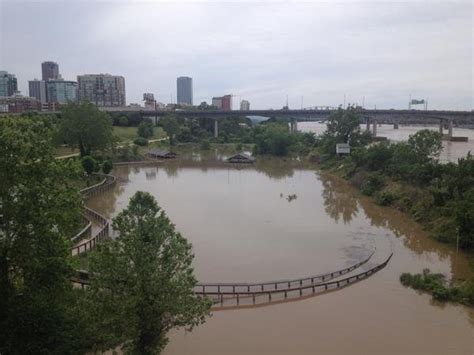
(133, 137, 148, 146)
(118, 116, 128, 126)
(81, 155, 96, 175)
(102, 160, 113, 174)
(200, 139, 211, 150)
(236, 143, 243, 151)
(360, 173, 385, 196)
(375, 191, 397, 206)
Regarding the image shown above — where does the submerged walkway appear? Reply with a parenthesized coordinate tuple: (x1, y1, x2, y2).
(71, 170, 393, 309)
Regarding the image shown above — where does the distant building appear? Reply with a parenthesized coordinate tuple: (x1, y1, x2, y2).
(41, 61, 60, 81)
(0, 95, 41, 113)
(28, 79, 47, 103)
(240, 100, 250, 111)
(46, 80, 77, 104)
(221, 95, 232, 111)
(212, 97, 223, 109)
(0, 71, 18, 97)
(176, 76, 193, 105)
(143, 93, 156, 110)
(77, 74, 126, 107)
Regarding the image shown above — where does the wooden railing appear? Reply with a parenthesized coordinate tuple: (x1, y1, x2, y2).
(70, 215, 92, 245)
(196, 249, 375, 294)
(71, 174, 116, 255)
(196, 253, 393, 308)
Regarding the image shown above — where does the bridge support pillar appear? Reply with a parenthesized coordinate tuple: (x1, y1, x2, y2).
(289, 119, 298, 133)
(393, 122, 399, 129)
(366, 119, 370, 132)
(214, 119, 218, 138)
(372, 119, 377, 137)
(448, 119, 453, 139)
(439, 120, 444, 134)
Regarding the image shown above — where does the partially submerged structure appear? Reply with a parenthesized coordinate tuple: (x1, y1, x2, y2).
(146, 148, 177, 159)
(227, 152, 255, 164)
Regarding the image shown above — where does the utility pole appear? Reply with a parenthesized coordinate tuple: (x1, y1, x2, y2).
(343, 94, 346, 108)
(301, 96, 303, 109)
(362, 96, 365, 108)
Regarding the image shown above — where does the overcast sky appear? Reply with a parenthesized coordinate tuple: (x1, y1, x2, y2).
(1, 0, 472, 110)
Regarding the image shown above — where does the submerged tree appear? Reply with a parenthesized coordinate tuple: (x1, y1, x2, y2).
(57, 102, 114, 156)
(0, 116, 89, 354)
(86, 191, 211, 354)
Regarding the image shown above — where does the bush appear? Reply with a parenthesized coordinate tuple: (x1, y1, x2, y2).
(102, 160, 113, 174)
(236, 143, 243, 151)
(133, 137, 148, 146)
(118, 116, 128, 126)
(81, 155, 96, 175)
(360, 173, 385, 196)
(375, 191, 397, 206)
(200, 139, 211, 150)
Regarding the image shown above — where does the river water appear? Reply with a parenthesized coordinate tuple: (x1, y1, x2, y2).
(88, 146, 474, 354)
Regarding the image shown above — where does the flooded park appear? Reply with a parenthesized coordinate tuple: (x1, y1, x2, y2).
(87, 138, 474, 354)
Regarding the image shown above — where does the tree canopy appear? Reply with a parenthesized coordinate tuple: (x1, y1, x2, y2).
(86, 191, 211, 354)
(57, 102, 114, 157)
(0, 115, 87, 354)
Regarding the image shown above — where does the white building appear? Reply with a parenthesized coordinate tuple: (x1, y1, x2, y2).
(240, 100, 250, 111)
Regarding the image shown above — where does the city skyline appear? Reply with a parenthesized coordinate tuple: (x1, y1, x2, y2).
(1, 1, 472, 110)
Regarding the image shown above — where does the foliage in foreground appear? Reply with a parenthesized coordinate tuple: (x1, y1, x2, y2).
(85, 191, 211, 354)
(400, 269, 474, 306)
(0, 116, 89, 354)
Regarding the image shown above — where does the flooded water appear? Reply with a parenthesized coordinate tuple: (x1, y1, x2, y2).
(88, 149, 474, 354)
(299, 122, 474, 163)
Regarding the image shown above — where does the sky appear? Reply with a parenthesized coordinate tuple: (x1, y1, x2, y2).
(0, 0, 472, 110)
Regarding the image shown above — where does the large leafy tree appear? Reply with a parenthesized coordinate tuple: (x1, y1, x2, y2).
(0, 115, 88, 354)
(58, 102, 114, 156)
(86, 191, 211, 354)
(159, 115, 180, 145)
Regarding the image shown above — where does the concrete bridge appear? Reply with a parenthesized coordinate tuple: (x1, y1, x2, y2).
(101, 107, 473, 139)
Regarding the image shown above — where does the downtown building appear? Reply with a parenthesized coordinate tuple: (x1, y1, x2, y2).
(77, 74, 126, 107)
(177, 76, 193, 105)
(28, 79, 47, 103)
(46, 80, 77, 104)
(240, 100, 250, 111)
(0, 71, 18, 97)
(212, 94, 232, 110)
(42, 61, 60, 81)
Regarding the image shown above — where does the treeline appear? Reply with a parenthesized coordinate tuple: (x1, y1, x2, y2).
(310, 108, 474, 251)
(0, 115, 210, 354)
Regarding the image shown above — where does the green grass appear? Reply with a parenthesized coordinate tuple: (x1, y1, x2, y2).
(113, 126, 166, 142)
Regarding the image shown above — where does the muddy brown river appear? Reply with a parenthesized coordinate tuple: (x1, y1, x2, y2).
(88, 147, 474, 355)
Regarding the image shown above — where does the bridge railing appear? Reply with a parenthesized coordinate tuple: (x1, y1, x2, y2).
(196, 253, 393, 308)
(196, 249, 375, 294)
(70, 215, 92, 245)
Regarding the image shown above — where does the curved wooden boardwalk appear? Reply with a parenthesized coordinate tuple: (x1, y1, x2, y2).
(71, 168, 393, 309)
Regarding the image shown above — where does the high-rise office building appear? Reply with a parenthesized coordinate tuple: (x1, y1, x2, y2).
(77, 74, 126, 107)
(46, 80, 77, 104)
(0, 71, 18, 97)
(177, 76, 193, 105)
(221, 95, 232, 111)
(240, 100, 250, 111)
(41, 61, 60, 81)
(212, 97, 222, 109)
(29, 79, 47, 103)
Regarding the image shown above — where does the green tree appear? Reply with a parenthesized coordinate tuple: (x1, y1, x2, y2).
(407, 129, 443, 162)
(81, 155, 97, 175)
(86, 192, 211, 354)
(138, 119, 154, 139)
(160, 115, 180, 145)
(0, 116, 89, 354)
(102, 159, 113, 174)
(253, 122, 295, 156)
(58, 102, 114, 157)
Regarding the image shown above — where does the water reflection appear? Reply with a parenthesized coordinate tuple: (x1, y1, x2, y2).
(320, 174, 359, 224)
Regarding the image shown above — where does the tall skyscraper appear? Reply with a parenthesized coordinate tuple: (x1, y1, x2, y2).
(0, 71, 18, 97)
(212, 97, 222, 109)
(41, 61, 60, 81)
(77, 74, 126, 107)
(46, 80, 77, 104)
(177, 76, 193, 105)
(28, 79, 47, 103)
